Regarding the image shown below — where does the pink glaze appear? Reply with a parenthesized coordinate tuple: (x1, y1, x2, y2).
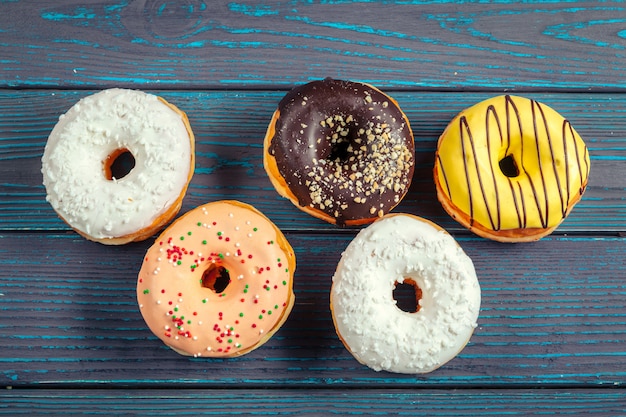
(137, 200, 296, 357)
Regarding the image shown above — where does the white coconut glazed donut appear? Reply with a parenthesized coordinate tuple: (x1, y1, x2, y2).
(42, 88, 195, 245)
(330, 213, 481, 373)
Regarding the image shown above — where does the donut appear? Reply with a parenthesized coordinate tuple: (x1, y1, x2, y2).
(41, 88, 195, 245)
(434, 95, 590, 243)
(263, 78, 415, 226)
(330, 213, 480, 374)
(137, 200, 296, 357)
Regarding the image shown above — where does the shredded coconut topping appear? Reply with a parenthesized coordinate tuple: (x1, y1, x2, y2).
(331, 214, 481, 374)
(41, 89, 192, 240)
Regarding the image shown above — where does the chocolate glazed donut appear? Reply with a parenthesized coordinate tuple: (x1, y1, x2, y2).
(264, 78, 415, 226)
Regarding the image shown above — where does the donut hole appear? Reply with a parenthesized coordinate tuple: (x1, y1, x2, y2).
(329, 139, 351, 162)
(393, 278, 422, 313)
(201, 264, 231, 294)
(499, 154, 519, 178)
(104, 148, 136, 180)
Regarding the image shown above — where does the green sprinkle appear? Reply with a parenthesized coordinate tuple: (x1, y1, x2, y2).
(177, 260, 182, 265)
(268, 310, 272, 315)
(243, 289, 248, 294)
(197, 222, 202, 226)
(253, 227, 258, 232)
(180, 236, 184, 241)
(274, 305, 279, 309)
(187, 231, 192, 236)
(143, 289, 149, 294)
(202, 299, 207, 303)
(202, 240, 207, 245)
(187, 320, 191, 324)
(217, 231, 222, 236)
(239, 312, 244, 317)
(265, 286, 270, 291)
(219, 253, 224, 259)
(282, 280, 287, 286)
(228, 339, 233, 344)
(258, 314, 263, 319)
(174, 307, 179, 312)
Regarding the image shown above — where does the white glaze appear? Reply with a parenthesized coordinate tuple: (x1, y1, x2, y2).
(330, 214, 481, 374)
(41, 89, 192, 240)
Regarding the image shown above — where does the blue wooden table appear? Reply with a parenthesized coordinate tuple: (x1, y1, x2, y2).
(1, 1, 625, 415)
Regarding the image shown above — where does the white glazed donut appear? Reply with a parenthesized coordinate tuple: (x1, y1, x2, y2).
(42, 88, 195, 245)
(330, 213, 481, 374)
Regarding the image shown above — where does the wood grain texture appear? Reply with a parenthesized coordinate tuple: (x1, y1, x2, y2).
(1, 232, 625, 387)
(1, 0, 625, 411)
(1, 90, 624, 233)
(1, 1, 626, 90)
(1, 389, 625, 416)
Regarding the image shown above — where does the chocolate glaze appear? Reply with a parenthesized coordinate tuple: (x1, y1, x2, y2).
(268, 78, 414, 225)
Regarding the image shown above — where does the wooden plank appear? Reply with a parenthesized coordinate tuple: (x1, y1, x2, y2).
(1, 232, 624, 387)
(1, 1, 626, 89)
(1, 90, 624, 233)
(1, 389, 625, 416)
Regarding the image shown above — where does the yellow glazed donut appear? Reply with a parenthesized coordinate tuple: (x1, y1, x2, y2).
(42, 88, 195, 245)
(330, 213, 481, 374)
(137, 201, 296, 357)
(434, 95, 590, 242)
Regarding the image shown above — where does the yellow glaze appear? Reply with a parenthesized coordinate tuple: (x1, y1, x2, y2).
(434, 95, 590, 238)
(137, 200, 295, 357)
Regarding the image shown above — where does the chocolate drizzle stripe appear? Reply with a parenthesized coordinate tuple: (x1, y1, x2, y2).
(569, 120, 589, 195)
(459, 116, 474, 226)
(518, 181, 528, 228)
(563, 121, 573, 216)
(485, 105, 502, 230)
(582, 145, 590, 192)
(461, 116, 497, 230)
(436, 154, 452, 201)
(504, 96, 525, 229)
(529, 100, 549, 229)
(536, 101, 567, 220)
